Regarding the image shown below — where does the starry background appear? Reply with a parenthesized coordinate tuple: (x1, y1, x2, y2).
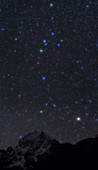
(0, 0, 98, 148)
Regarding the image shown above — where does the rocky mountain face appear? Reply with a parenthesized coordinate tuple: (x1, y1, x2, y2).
(0, 131, 98, 170)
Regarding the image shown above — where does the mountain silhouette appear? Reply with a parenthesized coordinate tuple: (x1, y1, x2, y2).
(0, 131, 98, 170)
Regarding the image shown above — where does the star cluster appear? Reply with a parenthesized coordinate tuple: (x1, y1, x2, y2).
(0, 0, 98, 148)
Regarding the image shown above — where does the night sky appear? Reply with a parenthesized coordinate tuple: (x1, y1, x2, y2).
(0, 0, 98, 149)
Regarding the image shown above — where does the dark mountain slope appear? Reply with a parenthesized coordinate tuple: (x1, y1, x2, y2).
(0, 131, 98, 170)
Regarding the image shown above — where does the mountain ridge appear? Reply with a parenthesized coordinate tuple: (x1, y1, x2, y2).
(0, 131, 98, 170)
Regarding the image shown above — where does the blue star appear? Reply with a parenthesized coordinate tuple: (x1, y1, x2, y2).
(51, 17, 54, 20)
(8, 73, 10, 77)
(15, 37, 18, 41)
(40, 49, 43, 53)
(43, 40, 46, 43)
(94, 78, 97, 81)
(85, 48, 88, 51)
(42, 77, 46, 80)
(81, 66, 84, 70)
(59, 140, 62, 143)
(85, 113, 89, 116)
(52, 32, 54, 36)
(45, 102, 48, 106)
(45, 43, 47, 46)
(84, 106, 88, 110)
(1, 28, 5, 31)
(86, 5, 89, 8)
(25, 109, 28, 112)
(19, 136, 22, 139)
(53, 104, 56, 107)
(57, 43, 60, 47)
(76, 60, 79, 63)
(14, 50, 16, 53)
(36, 22, 39, 26)
(30, 29, 33, 32)
(88, 99, 92, 103)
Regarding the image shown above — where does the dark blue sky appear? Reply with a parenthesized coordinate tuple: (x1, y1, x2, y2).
(0, 0, 98, 148)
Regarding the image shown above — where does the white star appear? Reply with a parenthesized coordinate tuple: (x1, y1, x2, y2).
(76, 117, 81, 121)
(50, 3, 53, 7)
(40, 110, 43, 114)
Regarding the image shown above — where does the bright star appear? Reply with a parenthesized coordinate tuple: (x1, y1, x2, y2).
(43, 40, 46, 43)
(19, 136, 22, 139)
(52, 32, 54, 35)
(15, 37, 18, 41)
(50, 3, 53, 7)
(76, 117, 81, 121)
(42, 77, 46, 80)
(57, 43, 60, 47)
(40, 49, 43, 53)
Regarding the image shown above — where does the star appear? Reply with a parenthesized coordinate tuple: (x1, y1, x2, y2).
(76, 117, 81, 121)
(51, 32, 54, 35)
(40, 49, 43, 53)
(57, 43, 60, 47)
(1, 28, 5, 31)
(50, 3, 54, 7)
(14, 37, 18, 41)
(19, 136, 22, 139)
(42, 77, 46, 80)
